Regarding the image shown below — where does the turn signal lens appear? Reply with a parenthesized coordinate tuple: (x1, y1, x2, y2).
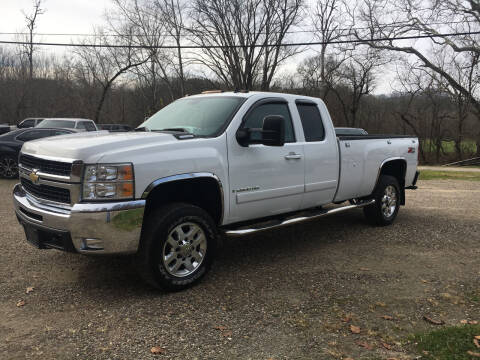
(118, 182, 134, 198)
(118, 165, 133, 181)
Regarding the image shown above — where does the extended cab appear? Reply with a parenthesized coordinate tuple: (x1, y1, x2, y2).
(13, 92, 419, 290)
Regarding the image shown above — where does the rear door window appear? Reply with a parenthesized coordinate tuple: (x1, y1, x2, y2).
(296, 103, 325, 142)
(84, 122, 97, 131)
(19, 119, 35, 128)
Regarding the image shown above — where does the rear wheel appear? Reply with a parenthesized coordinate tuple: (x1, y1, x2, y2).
(363, 175, 400, 226)
(136, 203, 217, 291)
(0, 155, 18, 179)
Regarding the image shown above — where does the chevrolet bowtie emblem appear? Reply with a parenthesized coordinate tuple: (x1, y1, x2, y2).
(29, 169, 40, 184)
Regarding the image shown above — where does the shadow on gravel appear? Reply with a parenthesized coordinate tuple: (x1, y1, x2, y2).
(70, 209, 372, 294)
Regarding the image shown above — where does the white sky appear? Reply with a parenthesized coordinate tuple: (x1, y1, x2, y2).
(0, 0, 111, 36)
(0, 0, 395, 94)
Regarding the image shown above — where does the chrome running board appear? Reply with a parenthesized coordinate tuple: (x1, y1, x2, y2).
(223, 199, 375, 236)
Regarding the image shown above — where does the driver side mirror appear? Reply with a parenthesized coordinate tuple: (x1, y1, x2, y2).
(236, 115, 286, 147)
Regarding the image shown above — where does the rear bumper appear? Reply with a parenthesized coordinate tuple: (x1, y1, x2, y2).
(13, 183, 145, 255)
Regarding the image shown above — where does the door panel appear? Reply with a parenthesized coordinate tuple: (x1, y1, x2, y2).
(227, 143, 305, 222)
(226, 99, 305, 223)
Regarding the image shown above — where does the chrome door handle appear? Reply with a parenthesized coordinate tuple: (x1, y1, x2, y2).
(285, 152, 302, 160)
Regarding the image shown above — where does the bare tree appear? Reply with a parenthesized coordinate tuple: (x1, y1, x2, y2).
(75, 28, 150, 122)
(109, 0, 179, 113)
(352, 0, 480, 155)
(189, 0, 303, 90)
(158, 0, 187, 96)
(310, 0, 345, 98)
(332, 47, 383, 127)
(22, 0, 45, 80)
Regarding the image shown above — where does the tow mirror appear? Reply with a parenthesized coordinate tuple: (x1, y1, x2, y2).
(236, 115, 286, 147)
(261, 115, 285, 146)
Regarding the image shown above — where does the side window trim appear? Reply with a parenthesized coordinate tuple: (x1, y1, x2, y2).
(239, 97, 296, 142)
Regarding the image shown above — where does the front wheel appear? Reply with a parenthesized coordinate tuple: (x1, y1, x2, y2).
(136, 203, 217, 291)
(363, 175, 401, 226)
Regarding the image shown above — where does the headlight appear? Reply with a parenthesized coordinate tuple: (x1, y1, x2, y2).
(82, 164, 134, 201)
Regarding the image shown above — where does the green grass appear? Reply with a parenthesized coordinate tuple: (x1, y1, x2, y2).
(419, 170, 480, 181)
(411, 325, 480, 360)
(422, 140, 477, 154)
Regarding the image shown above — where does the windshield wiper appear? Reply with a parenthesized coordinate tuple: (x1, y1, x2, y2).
(157, 127, 190, 133)
(134, 126, 151, 132)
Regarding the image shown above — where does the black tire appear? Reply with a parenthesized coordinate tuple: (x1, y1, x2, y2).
(135, 202, 217, 291)
(0, 154, 18, 179)
(363, 175, 401, 226)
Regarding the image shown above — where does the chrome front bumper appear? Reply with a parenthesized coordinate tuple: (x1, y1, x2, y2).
(13, 183, 145, 255)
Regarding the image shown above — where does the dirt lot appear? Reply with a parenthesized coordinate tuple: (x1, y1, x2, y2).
(0, 179, 479, 360)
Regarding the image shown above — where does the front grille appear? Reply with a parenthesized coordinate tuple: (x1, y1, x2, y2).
(21, 178, 71, 204)
(20, 154, 72, 177)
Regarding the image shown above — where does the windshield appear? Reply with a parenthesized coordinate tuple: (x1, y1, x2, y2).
(139, 96, 245, 136)
(37, 120, 76, 129)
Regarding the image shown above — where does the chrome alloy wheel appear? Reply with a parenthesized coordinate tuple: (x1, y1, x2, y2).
(162, 222, 207, 277)
(381, 185, 398, 218)
(0, 157, 18, 178)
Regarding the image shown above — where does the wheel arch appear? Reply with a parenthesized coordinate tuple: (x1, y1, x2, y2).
(375, 157, 407, 205)
(141, 173, 224, 225)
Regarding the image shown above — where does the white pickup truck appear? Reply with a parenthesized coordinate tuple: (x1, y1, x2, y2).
(13, 91, 419, 290)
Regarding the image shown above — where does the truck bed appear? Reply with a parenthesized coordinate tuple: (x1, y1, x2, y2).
(334, 135, 418, 202)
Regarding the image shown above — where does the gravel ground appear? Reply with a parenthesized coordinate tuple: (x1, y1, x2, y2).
(0, 179, 479, 360)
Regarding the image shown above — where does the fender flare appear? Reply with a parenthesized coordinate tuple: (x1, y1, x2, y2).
(141, 172, 225, 223)
(374, 157, 407, 205)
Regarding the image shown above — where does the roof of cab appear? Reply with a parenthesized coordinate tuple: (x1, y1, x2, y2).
(186, 91, 321, 102)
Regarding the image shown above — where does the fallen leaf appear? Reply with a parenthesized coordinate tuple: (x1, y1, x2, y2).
(350, 325, 361, 334)
(475, 335, 480, 340)
(16, 300, 25, 307)
(467, 350, 480, 357)
(376, 302, 387, 307)
(381, 315, 394, 321)
(150, 346, 166, 355)
(26, 287, 34, 294)
(342, 316, 352, 323)
(461, 319, 469, 324)
(214, 325, 228, 331)
(381, 342, 393, 350)
(355, 340, 374, 350)
(423, 315, 445, 325)
(474, 338, 480, 349)
(222, 330, 233, 337)
(470, 320, 479, 325)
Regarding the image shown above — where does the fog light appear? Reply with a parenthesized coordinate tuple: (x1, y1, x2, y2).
(81, 238, 104, 250)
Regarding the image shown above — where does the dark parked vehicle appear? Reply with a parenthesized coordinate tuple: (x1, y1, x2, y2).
(98, 124, 133, 132)
(335, 127, 368, 136)
(17, 118, 44, 129)
(0, 124, 10, 135)
(0, 128, 77, 179)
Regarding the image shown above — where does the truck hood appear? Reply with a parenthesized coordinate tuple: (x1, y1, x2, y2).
(21, 131, 178, 162)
